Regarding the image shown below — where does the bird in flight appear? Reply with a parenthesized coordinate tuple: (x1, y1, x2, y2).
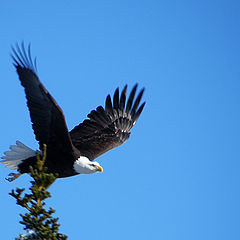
(1, 43, 145, 181)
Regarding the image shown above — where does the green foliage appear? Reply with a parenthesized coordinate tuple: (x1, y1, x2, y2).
(10, 145, 67, 240)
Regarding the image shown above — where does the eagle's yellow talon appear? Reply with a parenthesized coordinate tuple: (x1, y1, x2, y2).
(6, 173, 21, 182)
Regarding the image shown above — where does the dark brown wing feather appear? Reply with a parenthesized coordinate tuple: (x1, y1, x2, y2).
(11, 43, 76, 161)
(70, 84, 145, 160)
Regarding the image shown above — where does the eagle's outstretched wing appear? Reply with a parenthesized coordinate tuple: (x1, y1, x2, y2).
(70, 84, 145, 160)
(11, 43, 74, 155)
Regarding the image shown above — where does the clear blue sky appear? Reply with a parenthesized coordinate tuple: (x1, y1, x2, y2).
(0, 1, 240, 239)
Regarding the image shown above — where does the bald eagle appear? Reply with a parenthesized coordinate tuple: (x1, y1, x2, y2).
(1, 43, 145, 181)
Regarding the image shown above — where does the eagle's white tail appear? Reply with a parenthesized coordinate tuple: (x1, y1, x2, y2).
(1, 141, 36, 170)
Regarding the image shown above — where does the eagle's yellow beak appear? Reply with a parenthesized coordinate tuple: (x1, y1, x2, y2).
(96, 166, 103, 173)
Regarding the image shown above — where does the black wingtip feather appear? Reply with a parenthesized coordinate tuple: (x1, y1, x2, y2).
(105, 94, 113, 116)
(27, 43, 35, 70)
(133, 101, 146, 123)
(126, 83, 138, 114)
(131, 87, 145, 117)
(113, 87, 120, 109)
(120, 85, 127, 112)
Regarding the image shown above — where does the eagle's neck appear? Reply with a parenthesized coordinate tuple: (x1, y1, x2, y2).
(73, 156, 93, 174)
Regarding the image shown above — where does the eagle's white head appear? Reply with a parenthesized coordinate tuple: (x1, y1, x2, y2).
(73, 156, 103, 174)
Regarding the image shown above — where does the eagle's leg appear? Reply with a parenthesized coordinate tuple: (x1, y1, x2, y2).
(6, 172, 21, 182)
